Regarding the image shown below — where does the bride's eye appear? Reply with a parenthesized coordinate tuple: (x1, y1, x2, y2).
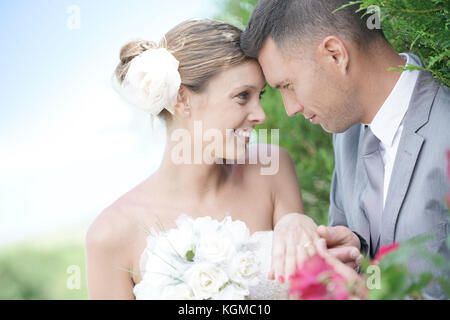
(236, 91, 249, 101)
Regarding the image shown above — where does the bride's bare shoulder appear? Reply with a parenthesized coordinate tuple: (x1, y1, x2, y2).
(85, 181, 151, 252)
(243, 143, 293, 178)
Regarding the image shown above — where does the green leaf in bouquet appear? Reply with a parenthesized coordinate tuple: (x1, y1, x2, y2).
(116, 266, 141, 277)
(219, 280, 233, 292)
(140, 223, 152, 236)
(186, 249, 195, 262)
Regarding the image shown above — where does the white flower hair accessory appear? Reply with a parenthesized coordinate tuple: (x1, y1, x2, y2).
(121, 47, 181, 117)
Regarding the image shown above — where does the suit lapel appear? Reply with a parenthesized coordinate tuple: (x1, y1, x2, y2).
(381, 71, 439, 245)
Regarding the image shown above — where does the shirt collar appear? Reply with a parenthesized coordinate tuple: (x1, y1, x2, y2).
(369, 53, 421, 147)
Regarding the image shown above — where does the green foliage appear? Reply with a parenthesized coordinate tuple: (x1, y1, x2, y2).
(215, 0, 448, 225)
(360, 236, 450, 300)
(2, 0, 446, 301)
(338, 0, 449, 86)
(0, 241, 88, 300)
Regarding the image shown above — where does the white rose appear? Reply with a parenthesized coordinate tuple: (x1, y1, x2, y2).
(165, 227, 194, 259)
(229, 251, 260, 287)
(175, 214, 195, 231)
(192, 216, 221, 236)
(221, 216, 250, 247)
(141, 251, 185, 287)
(140, 231, 190, 288)
(122, 48, 181, 116)
(195, 231, 235, 264)
(184, 263, 229, 300)
(133, 279, 161, 300)
(160, 283, 195, 300)
(216, 283, 249, 300)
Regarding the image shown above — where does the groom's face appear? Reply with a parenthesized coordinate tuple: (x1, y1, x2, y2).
(258, 37, 358, 133)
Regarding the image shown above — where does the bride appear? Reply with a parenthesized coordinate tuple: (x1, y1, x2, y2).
(86, 19, 321, 300)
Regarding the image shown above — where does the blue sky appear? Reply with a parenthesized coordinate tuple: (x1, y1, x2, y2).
(0, 0, 219, 245)
(0, 0, 218, 130)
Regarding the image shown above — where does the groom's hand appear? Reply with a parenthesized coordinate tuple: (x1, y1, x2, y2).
(317, 225, 363, 269)
(270, 213, 320, 283)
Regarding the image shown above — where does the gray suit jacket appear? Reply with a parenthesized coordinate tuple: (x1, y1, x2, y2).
(328, 67, 450, 299)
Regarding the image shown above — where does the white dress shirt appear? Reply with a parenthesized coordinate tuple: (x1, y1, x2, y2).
(366, 53, 421, 207)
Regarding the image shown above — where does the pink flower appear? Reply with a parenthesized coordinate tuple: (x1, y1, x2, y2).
(289, 254, 350, 300)
(374, 242, 400, 264)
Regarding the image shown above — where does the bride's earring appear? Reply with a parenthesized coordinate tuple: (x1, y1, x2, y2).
(184, 98, 191, 116)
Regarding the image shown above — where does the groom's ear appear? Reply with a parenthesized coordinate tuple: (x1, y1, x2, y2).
(317, 36, 350, 75)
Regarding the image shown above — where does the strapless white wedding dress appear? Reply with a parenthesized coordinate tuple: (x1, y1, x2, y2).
(245, 231, 290, 300)
(133, 230, 289, 300)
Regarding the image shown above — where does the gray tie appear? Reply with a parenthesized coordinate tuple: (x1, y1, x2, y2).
(360, 126, 385, 257)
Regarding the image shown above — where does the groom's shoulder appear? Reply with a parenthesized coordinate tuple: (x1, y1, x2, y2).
(431, 84, 450, 124)
(411, 70, 449, 120)
(410, 74, 449, 140)
(432, 83, 450, 116)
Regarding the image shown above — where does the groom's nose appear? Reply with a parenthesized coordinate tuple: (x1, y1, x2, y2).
(284, 100, 304, 117)
(286, 104, 304, 117)
(281, 91, 304, 117)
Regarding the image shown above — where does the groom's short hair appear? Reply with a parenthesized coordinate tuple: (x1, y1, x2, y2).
(241, 0, 386, 58)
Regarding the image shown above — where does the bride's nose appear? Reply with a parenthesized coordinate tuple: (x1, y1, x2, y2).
(248, 101, 266, 125)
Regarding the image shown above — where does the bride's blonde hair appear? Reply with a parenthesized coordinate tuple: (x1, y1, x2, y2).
(115, 19, 250, 117)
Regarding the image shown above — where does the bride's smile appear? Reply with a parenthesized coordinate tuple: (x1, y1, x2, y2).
(231, 128, 253, 144)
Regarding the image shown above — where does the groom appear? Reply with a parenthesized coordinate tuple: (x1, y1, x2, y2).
(241, 0, 449, 298)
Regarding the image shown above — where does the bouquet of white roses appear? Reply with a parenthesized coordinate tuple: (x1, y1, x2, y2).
(133, 214, 261, 300)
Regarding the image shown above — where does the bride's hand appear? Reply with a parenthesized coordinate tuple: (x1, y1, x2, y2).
(269, 213, 320, 283)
